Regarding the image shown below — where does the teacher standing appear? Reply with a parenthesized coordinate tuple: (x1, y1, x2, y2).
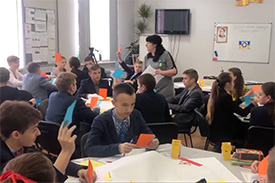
(143, 35, 177, 98)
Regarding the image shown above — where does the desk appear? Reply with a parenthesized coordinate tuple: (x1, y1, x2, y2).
(67, 144, 250, 182)
(174, 82, 212, 93)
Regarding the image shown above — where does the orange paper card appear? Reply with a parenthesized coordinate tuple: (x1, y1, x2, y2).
(252, 85, 261, 93)
(99, 88, 107, 99)
(41, 72, 47, 78)
(55, 53, 62, 61)
(136, 134, 155, 148)
(87, 160, 93, 183)
(118, 45, 122, 54)
(90, 97, 98, 109)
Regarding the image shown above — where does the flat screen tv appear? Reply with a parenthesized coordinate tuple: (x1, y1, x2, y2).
(155, 9, 190, 35)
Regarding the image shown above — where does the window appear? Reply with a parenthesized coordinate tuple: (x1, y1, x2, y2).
(0, 0, 24, 68)
(89, 0, 110, 61)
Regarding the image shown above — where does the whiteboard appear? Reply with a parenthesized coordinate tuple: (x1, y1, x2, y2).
(213, 23, 272, 63)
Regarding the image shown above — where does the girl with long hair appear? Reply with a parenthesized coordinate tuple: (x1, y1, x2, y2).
(228, 67, 248, 101)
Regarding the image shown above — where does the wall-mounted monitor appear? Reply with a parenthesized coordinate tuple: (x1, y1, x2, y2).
(155, 9, 190, 35)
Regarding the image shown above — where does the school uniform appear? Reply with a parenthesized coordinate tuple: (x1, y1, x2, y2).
(0, 86, 33, 105)
(250, 103, 274, 127)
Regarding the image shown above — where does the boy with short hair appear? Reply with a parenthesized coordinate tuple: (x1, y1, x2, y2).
(76, 64, 112, 98)
(135, 73, 171, 123)
(22, 62, 57, 100)
(0, 101, 94, 182)
(83, 56, 107, 78)
(84, 83, 159, 157)
(6, 55, 23, 89)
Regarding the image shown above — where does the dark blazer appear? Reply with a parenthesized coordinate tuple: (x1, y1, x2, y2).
(83, 66, 107, 78)
(210, 89, 254, 143)
(0, 138, 84, 182)
(45, 91, 99, 149)
(84, 109, 152, 157)
(119, 61, 142, 90)
(135, 90, 171, 123)
(76, 77, 112, 98)
(0, 86, 33, 105)
(71, 69, 89, 89)
(250, 103, 274, 128)
(167, 84, 204, 129)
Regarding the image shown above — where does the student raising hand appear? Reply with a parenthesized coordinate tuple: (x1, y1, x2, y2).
(54, 121, 77, 173)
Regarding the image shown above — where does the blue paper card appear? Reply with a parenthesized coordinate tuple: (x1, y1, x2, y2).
(244, 96, 251, 107)
(50, 78, 56, 83)
(36, 98, 41, 105)
(63, 100, 76, 127)
(96, 101, 102, 106)
(112, 68, 124, 78)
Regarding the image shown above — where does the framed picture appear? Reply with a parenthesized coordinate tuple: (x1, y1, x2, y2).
(216, 26, 228, 43)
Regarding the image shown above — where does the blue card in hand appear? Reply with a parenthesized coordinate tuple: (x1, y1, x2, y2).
(63, 100, 76, 127)
(112, 68, 124, 78)
(244, 96, 251, 107)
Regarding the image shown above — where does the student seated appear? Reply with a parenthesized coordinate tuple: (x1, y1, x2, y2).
(22, 62, 57, 100)
(83, 56, 107, 78)
(69, 56, 89, 89)
(0, 67, 35, 105)
(0, 101, 94, 182)
(76, 64, 112, 98)
(228, 67, 248, 101)
(115, 51, 143, 90)
(6, 55, 23, 89)
(167, 69, 204, 130)
(135, 73, 171, 123)
(51, 56, 70, 77)
(84, 83, 159, 157)
(251, 146, 275, 183)
(250, 82, 275, 127)
(206, 72, 256, 151)
(45, 72, 99, 157)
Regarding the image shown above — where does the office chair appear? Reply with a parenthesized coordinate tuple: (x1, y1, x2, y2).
(80, 132, 90, 158)
(245, 126, 275, 156)
(37, 99, 49, 120)
(147, 122, 178, 144)
(36, 120, 61, 155)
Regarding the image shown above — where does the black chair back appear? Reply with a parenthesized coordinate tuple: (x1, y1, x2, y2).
(37, 99, 49, 120)
(36, 121, 61, 155)
(194, 108, 210, 138)
(245, 126, 275, 156)
(81, 132, 90, 158)
(147, 122, 178, 144)
(173, 77, 183, 82)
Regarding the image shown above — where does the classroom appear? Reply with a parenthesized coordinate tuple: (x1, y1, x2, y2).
(0, 0, 275, 183)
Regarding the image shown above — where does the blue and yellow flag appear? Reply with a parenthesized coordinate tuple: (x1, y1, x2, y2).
(239, 41, 250, 49)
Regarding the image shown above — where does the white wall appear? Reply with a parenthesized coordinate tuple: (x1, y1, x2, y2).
(133, 0, 275, 82)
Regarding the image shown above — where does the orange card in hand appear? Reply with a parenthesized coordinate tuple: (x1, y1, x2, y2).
(118, 45, 122, 54)
(99, 88, 107, 99)
(87, 160, 93, 183)
(252, 85, 261, 93)
(55, 53, 62, 61)
(136, 134, 155, 148)
(90, 97, 98, 109)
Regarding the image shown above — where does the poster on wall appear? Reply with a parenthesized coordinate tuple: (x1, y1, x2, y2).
(25, 8, 35, 24)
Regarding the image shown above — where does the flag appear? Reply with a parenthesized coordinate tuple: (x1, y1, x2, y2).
(239, 41, 250, 49)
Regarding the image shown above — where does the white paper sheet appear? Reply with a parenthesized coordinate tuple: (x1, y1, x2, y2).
(46, 10, 55, 25)
(25, 23, 32, 38)
(31, 33, 40, 47)
(48, 38, 55, 50)
(48, 50, 56, 63)
(31, 47, 40, 62)
(47, 24, 55, 38)
(142, 65, 164, 84)
(34, 9, 46, 21)
(241, 171, 259, 183)
(35, 21, 46, 32)
(25, 39, 32, 54)
(25, 8, 35, 24)
(40, 47, 49, 62)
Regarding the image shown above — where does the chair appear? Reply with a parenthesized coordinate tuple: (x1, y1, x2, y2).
(147, 123, 178, 144)
(80, 132, 90, 157)
(245, 126, 275, 156)
(173, 77, 183, 82)
(36, 121, 61, 155)
(102, 77, 113, 88)
(37, 99, 49, 120)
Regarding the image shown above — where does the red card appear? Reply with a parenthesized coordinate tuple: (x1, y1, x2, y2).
(41, 72, 47, 78)
(252, 85, 261, 93)
(118, 45, 122, 54)
(136, 134, 155, 148)
(55, 53, 62, 62)
(90, 97, 98, 109)
(87, 160, 93, 183)
(99, 88, 107, 99)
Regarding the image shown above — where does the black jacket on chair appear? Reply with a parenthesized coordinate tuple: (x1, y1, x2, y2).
(135, 90, 171, 123)
(167, 84, 204, 129)
(76, 78, 112, 98)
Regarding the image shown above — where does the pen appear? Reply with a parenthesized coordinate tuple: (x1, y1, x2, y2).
(122, 138, 135, 157)
(240, 165, 251, 169)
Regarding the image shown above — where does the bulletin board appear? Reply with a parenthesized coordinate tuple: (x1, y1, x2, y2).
(213, 23, 272, 63)
(23, 7, 56, 64)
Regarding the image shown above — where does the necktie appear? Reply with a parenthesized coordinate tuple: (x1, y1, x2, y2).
(16, 148, 24, 156)
(120, 122, 128, 142)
